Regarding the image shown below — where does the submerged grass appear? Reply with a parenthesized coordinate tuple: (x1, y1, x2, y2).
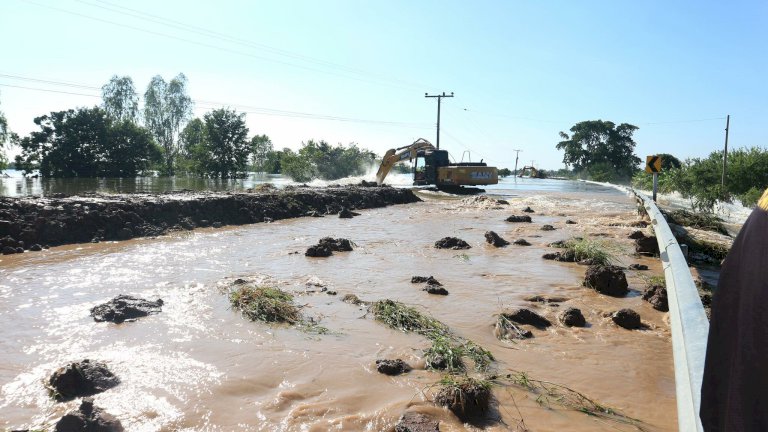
(554, 237, 616, 266)
(498, 371, 646, 430)
(425, 336, 466, 373)
(229, 286, 300, 324)
(369, 299, 449, 339)
(370, 299, 493, 373)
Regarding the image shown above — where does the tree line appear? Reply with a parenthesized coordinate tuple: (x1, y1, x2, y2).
(555, 119, 768, 211)
(3, 75, 376, 181)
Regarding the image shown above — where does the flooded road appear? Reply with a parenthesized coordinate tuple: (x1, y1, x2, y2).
(0, 184, 676, 431)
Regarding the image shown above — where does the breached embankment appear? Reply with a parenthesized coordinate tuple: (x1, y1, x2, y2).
(0, 184, 420, 252)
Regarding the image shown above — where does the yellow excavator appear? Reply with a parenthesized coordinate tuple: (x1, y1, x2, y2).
(375, 138, 498, 190)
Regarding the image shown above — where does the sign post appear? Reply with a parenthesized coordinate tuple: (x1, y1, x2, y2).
(646, 155, 662, 202)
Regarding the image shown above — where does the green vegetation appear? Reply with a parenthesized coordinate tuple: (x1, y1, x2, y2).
(187, 108, 251, 178)
(424, 336, 466, 372)
(229, 285, 300, 324)
(663, 209, 728, 235)
(102, 75, 140, 123)
(14, 107, 161, 177)
(632, 147, 768, 211)
(646, 275, 666, 288)
(499, 371, 644, 428)
(498, 167, 512, 177)
(0, 94, 9, 171)
(370, 299, 449, 338)
(556, 120, 641, 182)
(279, 139, 376, 182)
(9, 73, 382, 180)
(143, 74, 193, 175)
(553, 238, 616, 265)
(369, 299, 493, 372)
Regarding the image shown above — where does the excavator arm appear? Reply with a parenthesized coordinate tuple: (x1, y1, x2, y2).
(375, 138, 435, 185)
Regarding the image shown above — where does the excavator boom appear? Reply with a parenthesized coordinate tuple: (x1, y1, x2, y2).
(375, 138, 435, 185)
(375, 138, 498, 188)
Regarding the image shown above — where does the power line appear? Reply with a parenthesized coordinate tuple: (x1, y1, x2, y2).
(79, 0, 436, 92)
(19, 0, 434, 93)
(0, 81, 431, 129)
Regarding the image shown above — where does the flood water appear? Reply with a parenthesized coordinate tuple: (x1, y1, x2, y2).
(0, 181, 677, 431)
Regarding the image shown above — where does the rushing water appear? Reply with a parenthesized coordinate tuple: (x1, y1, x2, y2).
(0, 181, 676, 431)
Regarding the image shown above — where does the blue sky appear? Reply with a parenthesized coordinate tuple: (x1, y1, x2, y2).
(1, 0, 766, 170)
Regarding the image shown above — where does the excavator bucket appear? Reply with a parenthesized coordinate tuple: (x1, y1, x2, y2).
(376, 149, 398, 185)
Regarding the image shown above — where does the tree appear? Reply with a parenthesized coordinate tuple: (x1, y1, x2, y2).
(498, 168, 512, 177)
(102, 75, 139, 122)
(15, 107, 157, 177)
(251, 134, 273, 172)
(194, 108, 250, 178)
(556, 120, 641, 181)
(143, 73, 193, 175)
(0, 95, 9, 171)
(280, 140, 377, 182)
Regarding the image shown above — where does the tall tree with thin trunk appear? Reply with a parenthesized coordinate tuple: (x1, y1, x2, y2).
(143, 73, 193, 175)
(101, 75, 139, 123)
(0, 94, 10, 171)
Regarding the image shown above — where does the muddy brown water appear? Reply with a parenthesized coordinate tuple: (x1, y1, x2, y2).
(0, 188, 676, 431)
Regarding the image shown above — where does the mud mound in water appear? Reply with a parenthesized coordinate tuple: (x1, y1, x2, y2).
(338, 207, 361, 218)
(484, 231, 509, 247)
(55, 397, 123, 432)
(434, 237, 471, 250)
(612, 309, 642, 329)
(495, 315, 533, 340)
(306, 237, 354, 257)
(643, 284, 669, 312)
(584, 265, 629, 297)
(635, 236, 659, 255)
(48, 360, 120, 402)
(434, 376, 492, 423)
(559, 307, 586, 327)
(411, 276, 441, 285)
(501, 308, 552, 329)
(375, 359, 411, 376)
(505, 215, 532, 223)
(90, 295, 163, 323)
(395, 412, 440, 432)
(0, 185, 419, 250)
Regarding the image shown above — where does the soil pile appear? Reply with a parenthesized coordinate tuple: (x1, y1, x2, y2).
(48, 360, 120, 401)
(0, 185, 419, 251)
(434, 237, 471, 250)
(584, 265, 629, 297)
(90, 295, 163, 323)
(55, 398, 123, 432)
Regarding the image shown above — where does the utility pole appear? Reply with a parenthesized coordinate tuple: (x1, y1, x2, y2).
(513, 149, 522, 176)
(721, 114, 730, 190)
(425, 92, 454, 150)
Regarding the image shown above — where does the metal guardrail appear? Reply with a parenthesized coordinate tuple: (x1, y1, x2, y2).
(632, 189, 709, 432)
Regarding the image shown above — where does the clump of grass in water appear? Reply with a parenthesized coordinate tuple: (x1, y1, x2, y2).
(230, 285, 333, 334)
(369, 299, 449, 339)
(645, 274, 666, 288)
(498, 371, 646, 430)
(230, 286, 300, 323)
(370, 299, 493, 372)
(554, 238, 616, 266)
(425, 336, 466, 372)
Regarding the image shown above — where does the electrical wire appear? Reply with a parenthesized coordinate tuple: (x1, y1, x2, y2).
(0, 80, 431, 129)
(19, 0, 433, 93)
(78, 0, 437, 92)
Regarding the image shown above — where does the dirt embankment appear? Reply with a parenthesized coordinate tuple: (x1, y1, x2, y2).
(0, 185, 420, 251)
